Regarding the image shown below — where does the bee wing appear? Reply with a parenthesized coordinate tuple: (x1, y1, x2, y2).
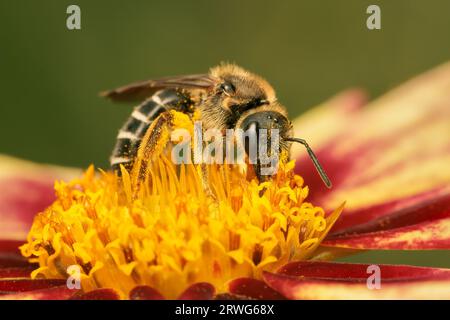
(100, 74, 217, 102)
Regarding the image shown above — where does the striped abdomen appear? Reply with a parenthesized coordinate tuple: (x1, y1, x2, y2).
(110, 89, 190, 173)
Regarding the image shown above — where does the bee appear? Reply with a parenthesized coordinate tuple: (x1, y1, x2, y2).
(102, 64, 331, 189)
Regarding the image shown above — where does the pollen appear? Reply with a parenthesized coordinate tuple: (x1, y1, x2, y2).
(20, 114, 343, 299)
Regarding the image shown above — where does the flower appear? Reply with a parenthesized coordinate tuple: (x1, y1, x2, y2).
(19, 154, 343, 299)
(1, 62, 450, 300)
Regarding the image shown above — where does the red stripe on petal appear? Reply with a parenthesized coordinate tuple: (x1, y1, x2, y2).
(329, 191, 450, 237)
(0, 267, 34, 279)
(0, 240, 25, 254)
(228, 278, 286, 300)
(0, 285, 76, 300)
(0, 155, 80, 241)
(263, 271, 450, 300)
(295, 143, 355, 201)
(323, 217, 450, 250)
(0, 253, 31, 268)
(0, 279, 66, 292)
(277, 261, 450, 281)
(331, 187, 450, 232)
(178, 282, 215, 300)
(0, 241, 34, 270)
(0, 176, 56, 240)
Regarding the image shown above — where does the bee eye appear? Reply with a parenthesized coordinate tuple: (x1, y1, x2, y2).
(219, 82, 235, 95)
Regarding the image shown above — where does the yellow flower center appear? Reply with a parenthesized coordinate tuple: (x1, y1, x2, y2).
(20, 112, 343, 299)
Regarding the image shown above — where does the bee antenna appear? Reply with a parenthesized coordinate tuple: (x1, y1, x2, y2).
(285, 137, 332, 188)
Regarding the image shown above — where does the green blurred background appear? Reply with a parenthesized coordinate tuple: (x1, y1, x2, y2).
(0, 0, 449, 267)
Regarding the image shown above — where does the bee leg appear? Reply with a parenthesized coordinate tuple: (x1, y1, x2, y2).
(130, 111, 217, 200)
(131, 111, 174, 193)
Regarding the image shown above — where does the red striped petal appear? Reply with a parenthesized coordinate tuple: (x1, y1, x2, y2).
(291, 88, 368, 158)
(277, 261, 450, 280)
(323, 217, 450, 250)
(321, 191, 450, 249)
(178, 282, 215, 300)
(0, 254, 30, 269)
(0, 267, 34, 279)
(0, 155, 79, 240)
(0, 176, 55, 240)
(0, 279, 66, 292)
(331, 187, 450, 233)
(263, 272, 450, 299)
(292, 63, 450, 228)
(0, 286, 76, 300)
(264, 261, 450, 299)
(228, 278, 286, 300)
(0, 240, 32, 270)
(0, 240, 25, 254)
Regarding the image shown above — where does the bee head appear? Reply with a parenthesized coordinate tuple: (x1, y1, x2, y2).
(239, 110, 293, 144)
(237, 109, 292, 182)
(237, 108, 332, 188)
